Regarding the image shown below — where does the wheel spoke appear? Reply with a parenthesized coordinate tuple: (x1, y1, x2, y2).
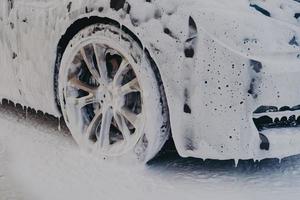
(85, 109, 102, 139)
(113, 59, 130, 86)
(114, 111, 131, 142)
(120, 78, 140, 96)
(67, 93, 96, 109)
(68, 76, 96, 94)
(119, 107, 141, 130)
(98, 108, 113, 148)
(93, 44, 108, 85)
(80, 47, 101, 84)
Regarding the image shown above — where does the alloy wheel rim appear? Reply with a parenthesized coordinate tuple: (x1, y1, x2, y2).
(62, 41, 145, 156)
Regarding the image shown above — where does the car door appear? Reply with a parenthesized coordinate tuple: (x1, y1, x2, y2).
(0, 0, 21, 101)
(7, 0, 62, 113)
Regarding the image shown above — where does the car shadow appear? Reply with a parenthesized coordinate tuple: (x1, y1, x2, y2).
(148, 139, 300, 179)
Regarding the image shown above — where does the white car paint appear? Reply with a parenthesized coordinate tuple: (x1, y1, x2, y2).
(1, 0, 300, 161)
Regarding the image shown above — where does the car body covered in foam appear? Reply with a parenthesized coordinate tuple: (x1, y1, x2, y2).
(1, 0, 300, 161)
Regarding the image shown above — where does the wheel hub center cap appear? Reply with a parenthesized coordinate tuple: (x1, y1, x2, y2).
(96, 85, 123, 109)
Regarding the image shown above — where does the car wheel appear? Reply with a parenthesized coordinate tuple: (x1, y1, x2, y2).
(58, 23, 169, 162)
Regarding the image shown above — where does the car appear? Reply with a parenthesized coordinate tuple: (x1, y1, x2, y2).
(1, 0, 300, 163)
